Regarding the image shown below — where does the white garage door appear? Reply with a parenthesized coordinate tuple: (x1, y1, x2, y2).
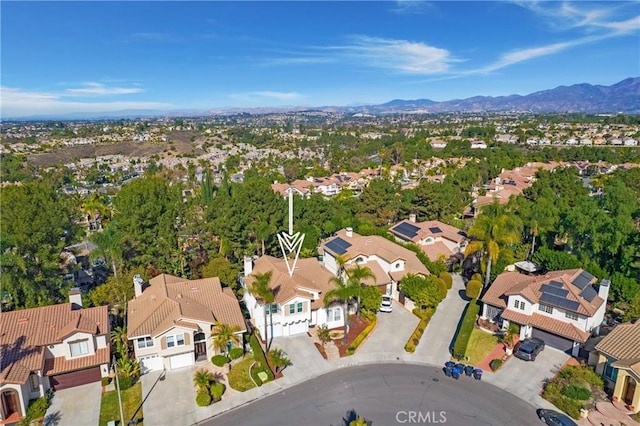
(267, 322, 283, 338)
(140, 355, 163, 373)
(169, 352, 194, 370)
(288, 321, 307, 336)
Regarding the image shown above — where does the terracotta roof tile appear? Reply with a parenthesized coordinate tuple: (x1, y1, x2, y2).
(501, 309, 591, 342)
(0, 304, 108, 385)
(128, 274, 246, 339)
(595, 320, 640, 363)
(44, 347, 110, 376)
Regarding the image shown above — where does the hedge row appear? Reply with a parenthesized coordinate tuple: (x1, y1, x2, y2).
(405, 309, 435, 352)
(346, 317, 377, 355)
(451, 300, 481, 358)
(249, 333, 275, 384)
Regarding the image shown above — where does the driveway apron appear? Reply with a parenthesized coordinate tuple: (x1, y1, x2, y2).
(45, 382, 102, 426)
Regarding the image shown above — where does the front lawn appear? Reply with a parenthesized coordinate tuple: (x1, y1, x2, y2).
(227, 355, 257, 392)
(464, 328, 499, 365)
(99, 382, 143, 426)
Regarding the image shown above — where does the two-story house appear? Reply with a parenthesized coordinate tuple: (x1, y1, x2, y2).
(321, 228, 430, 300)
(242, 256, 342, 338)
(389, 215, 468, 264)
(0, 289, 110, 423)
(589, 319, 640, 413)
(127, 274, 246, 374)
(480, 269, 609, 357)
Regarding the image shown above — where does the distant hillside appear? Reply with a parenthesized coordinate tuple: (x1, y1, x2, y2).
(368, 77, 640, 114)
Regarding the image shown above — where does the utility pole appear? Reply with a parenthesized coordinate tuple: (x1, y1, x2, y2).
(113, 355, 125, 426)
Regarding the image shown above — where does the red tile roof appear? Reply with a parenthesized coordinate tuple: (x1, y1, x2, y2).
(44, 347, 110, 376)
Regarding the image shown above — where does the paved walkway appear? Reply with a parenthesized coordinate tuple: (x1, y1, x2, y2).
(45, 382, 102, 426)
(413, 272, 469, 365)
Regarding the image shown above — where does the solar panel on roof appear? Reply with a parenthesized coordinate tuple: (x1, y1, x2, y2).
(325, 237, 352, 255)
(572, 271, 595, 290)
(539, 293, 580, 311)
(580, 286, 598, 303)
(548, 280, 564, 288)
(540, 284, 569, 297)
(392, 222, 420, 239)
(428, 227, 443, 234)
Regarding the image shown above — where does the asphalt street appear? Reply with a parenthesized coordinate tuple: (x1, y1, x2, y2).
(204, 363, 542, 426)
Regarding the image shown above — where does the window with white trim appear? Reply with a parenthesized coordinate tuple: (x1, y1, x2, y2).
(167, 333, 185, 348)
(538, 303, 553, 314)
(29, 373, 39, 392)
(514, 300, 525, 310)
(70, 340, 89, 357)
(137, 336, 154, 349)
(289, 304, 295, 314)
(565, 311, 578, 321)
(297, 302, 303, 313)
(327, 307, 342, 322)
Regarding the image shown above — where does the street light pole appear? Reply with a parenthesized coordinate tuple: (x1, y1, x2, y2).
(113, 355, 125, 426)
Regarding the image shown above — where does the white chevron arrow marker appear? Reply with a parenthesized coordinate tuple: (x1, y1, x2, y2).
(278, 188, 305, 277)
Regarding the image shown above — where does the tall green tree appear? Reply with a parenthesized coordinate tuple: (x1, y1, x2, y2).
(249, 271, 275, 351)
(465, 201, 523, 288)
(345, 265, 376, 318)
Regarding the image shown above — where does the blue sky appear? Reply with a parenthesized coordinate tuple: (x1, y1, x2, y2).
(2, 1, 639, 118)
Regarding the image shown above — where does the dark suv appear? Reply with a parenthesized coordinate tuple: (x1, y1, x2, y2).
(513, 337, 545, 361)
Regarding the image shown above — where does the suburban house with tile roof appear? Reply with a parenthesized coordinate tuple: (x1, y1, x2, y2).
(321, 228, 430, 300)
(389, 215, 468, 264)
(480, 268, 609, 357)
(127, 274, 246, 374)
(0, 290, 110, 423)
(589, 319, 640, 413)
(242, 255, 344, 338)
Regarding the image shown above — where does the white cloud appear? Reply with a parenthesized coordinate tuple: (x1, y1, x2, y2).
(64, 82, 143, 96)
(1, 86, 171, 118)
(390, 0, 433, 15)
(336, 35, 457, 74)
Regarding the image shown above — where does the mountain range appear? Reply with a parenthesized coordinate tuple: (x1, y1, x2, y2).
(5, 77, 639, 120)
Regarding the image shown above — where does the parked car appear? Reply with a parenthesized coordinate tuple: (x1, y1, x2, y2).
(537, 409, 578, 426)
(513, 337, 545, 361)
(379, 296, 393, 313)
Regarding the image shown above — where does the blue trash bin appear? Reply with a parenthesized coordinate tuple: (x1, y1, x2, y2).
(451, 365, 462, 379)
(473, 368, 483, 381)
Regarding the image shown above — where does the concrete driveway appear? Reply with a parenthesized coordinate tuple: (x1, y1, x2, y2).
(45, 382, 102, 426)
(141, 367, 199, 426)
(483, 346, 570, 410)
(271, 333, 330, 385)
(414, 273, 469, 365)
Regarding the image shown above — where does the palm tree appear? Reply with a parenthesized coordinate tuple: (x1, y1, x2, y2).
(193, 368, 215, 391)
(210, 321, 242, 356)
(324, 276, 357, 344)
(90, 224, 123, 278)
(267, 347, 292, 374)
(249, 271, 275, 351)
(345, 265, 376, 318)
(110, 326, 128, 358)
(464, 201, 522, 289)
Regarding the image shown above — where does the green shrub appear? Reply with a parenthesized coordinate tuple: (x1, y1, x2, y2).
(101, 377, 111, 386)
(557, 365, 604, 387)
(117, 375, 133, 391)
(404, 318, 430, 352)
(434, 278, 448, 299)
(195, 391, 212, 407)
(25, 396, 51, 419)
(249, 333, 275, 382)
(346, 318, 377, 355)
(210, 381, 225, 401)
(439, 272, 453, 289)
(211, 355, 230, 367)
(412, 307, 435, 320)
(489, 359, 503, 371)
(549, 395, 582, 419)
(471, 273, 482, 282)
(229, 347, 244, 360)
(452, 300, 480, 357)
(561, 384, 591, 400)
(466, 280, 482, 299)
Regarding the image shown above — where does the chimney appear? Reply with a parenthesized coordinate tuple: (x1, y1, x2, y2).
(345, 227, 353, 238)
(409, 214, 416, 223)
(244, 256, 253, 277)
(598, 278, 610, 302)
(69, 287, 82, 309)
(133, 274, 144, 298)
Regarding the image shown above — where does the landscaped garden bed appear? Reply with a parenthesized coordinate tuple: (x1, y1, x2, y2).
(227, 354, 258, 391)
(541, 364, 608, 419)
(333, 314, 374, 357)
